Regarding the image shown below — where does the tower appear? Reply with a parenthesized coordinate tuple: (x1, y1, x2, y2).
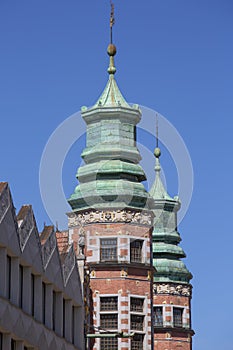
(67, 17, 154, 350)
(66, 4, 194, 349)
(150, 145, 194, 349)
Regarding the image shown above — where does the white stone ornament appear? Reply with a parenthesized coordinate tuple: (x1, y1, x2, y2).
(154, 283, 192, 297)
(67, 209, 153, 227)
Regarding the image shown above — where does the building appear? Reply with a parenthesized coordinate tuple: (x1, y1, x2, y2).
(67, 36, 194, 350)
(150, 149, 194, 349)
(0, 182, 84, 350)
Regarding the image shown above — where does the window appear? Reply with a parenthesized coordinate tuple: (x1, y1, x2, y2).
(72, 305, 75, 345)
(100, 338, 118, 350)
(63, 299, 66, 337)
(130, 240, 143, 263)
(131, 333, 144, 350)
(19, 265, 23, 308)
(173, 307, 183, 328)
(100, 238, 117, 261)
(130, 297, 144, 313)
(42, 282, 46, 324)
(31, 274, 35, 316)
(52, 291, 56, 331)
(6, 255, 11, 299)
(134, 125, 137, 143)
(154, 307, 163, 327)
(131, 315, 144, 331)
(100, 297, 118, 311)
(100, 314, 118, 329)
(11, 339, 16, 350)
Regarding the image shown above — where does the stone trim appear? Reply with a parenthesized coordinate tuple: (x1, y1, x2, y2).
(41, 230, 56, 269)
(68, 209, 153, 227)
(154, 283, 192, 297)
(0, 184, 10, 224)
(63, 246, 76, 286)
(18, 207, 35, 252)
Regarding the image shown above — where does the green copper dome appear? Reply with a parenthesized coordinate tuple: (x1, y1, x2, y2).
(150, 148, 192, 284)
(68, 45, 152, 212)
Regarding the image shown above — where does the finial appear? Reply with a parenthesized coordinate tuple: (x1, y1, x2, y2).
(107, 1, 117, 75)
(154, 113, 161, 158)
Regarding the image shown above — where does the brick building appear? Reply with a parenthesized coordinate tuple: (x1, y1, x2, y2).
(150, 149, 194, 349)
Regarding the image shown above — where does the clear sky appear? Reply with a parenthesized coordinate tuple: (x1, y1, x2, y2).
(1, 1, 233, 349)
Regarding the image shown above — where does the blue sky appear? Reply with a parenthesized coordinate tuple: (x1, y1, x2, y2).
(1, 1, 233, 349)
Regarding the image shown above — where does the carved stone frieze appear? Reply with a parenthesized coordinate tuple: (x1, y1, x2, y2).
(63, 246, 76, 285)
(41, 230, 56, 269)
(68, 209, 152, 227)
(154, 283, 192, 297)
(18, 208, 34, 251)
(0, 185, 10, 224)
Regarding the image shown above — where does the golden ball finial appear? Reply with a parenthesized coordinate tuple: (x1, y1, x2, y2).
(107, 44, 117, 56)
(154, 147, 161, 158)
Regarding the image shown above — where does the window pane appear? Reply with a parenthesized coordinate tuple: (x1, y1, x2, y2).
(173, 307, 183, 327)
(130, 297, 144, 312)
(131, 315, 144, 331)
(131, 333, 144, 350)
(130, 240, 142, 263)
(100, 314, 118, 329)
(100, 338, 118, 350)
(154, 307, 163, 327)
(100, 239, 117, 261)
(100, 297, 118, 311)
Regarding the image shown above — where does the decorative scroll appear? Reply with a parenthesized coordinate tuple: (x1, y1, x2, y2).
(63, 246, 76, 286)
(68, 209, 152, 227)
(154, 283, 192, 297)
(41, 230, 56, 269)
(0, 185, 10, 224)
(18, 207, 34, 251)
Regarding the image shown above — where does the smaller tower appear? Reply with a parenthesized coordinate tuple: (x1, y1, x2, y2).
(150, 138, 194, 349)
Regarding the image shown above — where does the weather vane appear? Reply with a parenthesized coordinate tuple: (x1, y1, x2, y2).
(110, 1, 115, 44)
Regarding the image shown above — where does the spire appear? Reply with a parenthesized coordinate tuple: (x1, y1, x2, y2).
(107, 0, 116, 75)
(150, 116, 173, 201)
(92, 2, 131, 109)
(150, 116, 192, 284)
(108, 1, 116, 75)
(68, 2, 152, 212)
